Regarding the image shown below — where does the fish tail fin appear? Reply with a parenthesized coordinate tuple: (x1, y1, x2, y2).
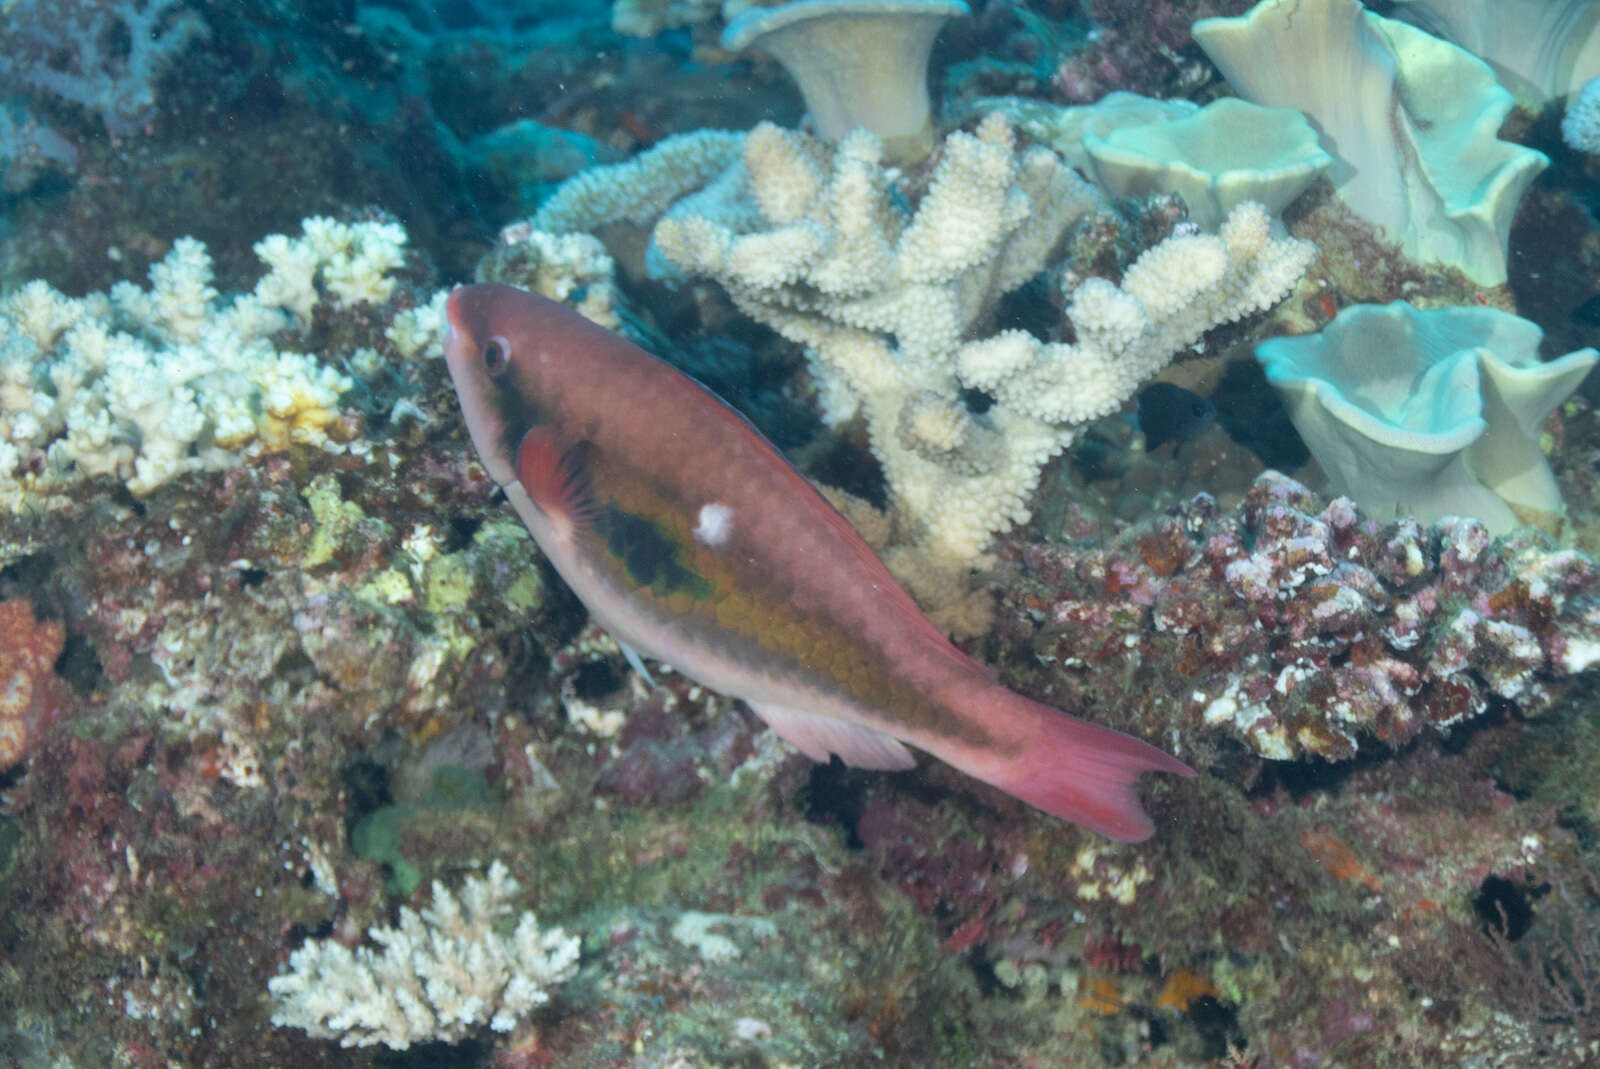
(962, 690, 1196, 842)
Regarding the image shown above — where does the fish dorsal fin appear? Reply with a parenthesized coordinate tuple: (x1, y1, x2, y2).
(516, 428, 596, 541)
(747, 701, 916, 771)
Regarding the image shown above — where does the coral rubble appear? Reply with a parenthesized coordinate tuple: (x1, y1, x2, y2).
(998, 472, 1600, 762)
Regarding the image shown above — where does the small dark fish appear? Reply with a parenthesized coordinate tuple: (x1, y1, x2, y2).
(1136, 383, 1216, 451)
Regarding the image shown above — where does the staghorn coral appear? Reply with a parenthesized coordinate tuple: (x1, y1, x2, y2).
(1565, 75, 1600, 155)
(0, 217, 413, 513)
(0, 0, 207, 136)
(652, 115, 1313, 565)
(0, 220, 1593, 1066)
(478, 223, 621, 328)
(0, 98, 77, 193)
(531, 129, 746, 238)
(4, 2, 1600, 1063)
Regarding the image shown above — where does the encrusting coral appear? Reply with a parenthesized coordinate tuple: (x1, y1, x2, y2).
(269, 861, 580, 1049)
(653, 114, 1314, 565)
(0, 597, 69, 771)
(1003, 472, 1600, 762)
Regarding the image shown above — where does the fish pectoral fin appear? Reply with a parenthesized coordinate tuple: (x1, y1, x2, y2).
(515, 427, 596, 540)
(747, 702, 916, 771)
(618, 640, 656, 688)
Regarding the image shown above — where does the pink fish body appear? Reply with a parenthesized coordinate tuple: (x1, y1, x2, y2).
(443, 284, 1193, 841)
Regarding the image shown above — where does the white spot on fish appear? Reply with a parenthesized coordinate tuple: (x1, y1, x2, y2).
(694, 502, 734, 546)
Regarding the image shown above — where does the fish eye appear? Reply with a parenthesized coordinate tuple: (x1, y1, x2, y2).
(482, 336, 511, 376)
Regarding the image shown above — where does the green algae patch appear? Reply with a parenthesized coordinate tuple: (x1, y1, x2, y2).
(357, 566, 413, 605)
(422, 552, 474, 613)
(470, 519, 546, 612)
(351, 764, 499, 897)
(302, 473, 390, 568)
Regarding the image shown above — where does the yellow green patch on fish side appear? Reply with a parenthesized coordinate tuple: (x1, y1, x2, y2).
(587, 479, 903, 718)
(594, 500, 715, 603)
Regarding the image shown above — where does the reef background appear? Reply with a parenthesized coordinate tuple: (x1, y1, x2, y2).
(4, 1, 1600, 1066)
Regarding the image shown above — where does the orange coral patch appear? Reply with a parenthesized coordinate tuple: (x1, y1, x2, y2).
(1156, 968, 1219, 1012)
(1077, 976, 1122, 1015)
(1299, 827, 1380, 890)
(0, 598, 68, 770)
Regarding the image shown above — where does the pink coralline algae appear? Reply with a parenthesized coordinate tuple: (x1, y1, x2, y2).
(999, 472, 1600, 761)
(0, 596, 69, 770)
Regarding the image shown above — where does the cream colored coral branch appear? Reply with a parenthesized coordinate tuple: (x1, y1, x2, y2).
(653, 117, 1315, 565)
(269, 861, 580, 1049)
(0, 217, 412, 511)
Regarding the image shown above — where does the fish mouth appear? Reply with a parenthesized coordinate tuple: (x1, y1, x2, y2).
(441, 287, 519, 489)
(441, 286, 468, 367)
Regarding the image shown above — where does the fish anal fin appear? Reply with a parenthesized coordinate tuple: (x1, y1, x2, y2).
(516, 428, 596, 540)
(748, 702, 916, 771)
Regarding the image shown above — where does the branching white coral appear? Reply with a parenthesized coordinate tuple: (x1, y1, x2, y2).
(0, 0, 208, 136)
(651, 117, 1314, 563)
(0, 217, 409, 510)
(531, 128, 745, 235)
(960, 204, 1314, 427)
(486, 224, 621, 328)
(269, 861, 580, 1050)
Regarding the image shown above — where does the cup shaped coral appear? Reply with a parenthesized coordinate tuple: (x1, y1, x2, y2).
(721, 0, 970, 163)
(963, 91, 1198, 174)
(1255, 301, 1597, 535)
(1083, 98, 1333, 231)
(1193, 0, 1549, 286)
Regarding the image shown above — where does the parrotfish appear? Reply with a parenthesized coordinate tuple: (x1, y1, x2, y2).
(443, 284, 1194, 841)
